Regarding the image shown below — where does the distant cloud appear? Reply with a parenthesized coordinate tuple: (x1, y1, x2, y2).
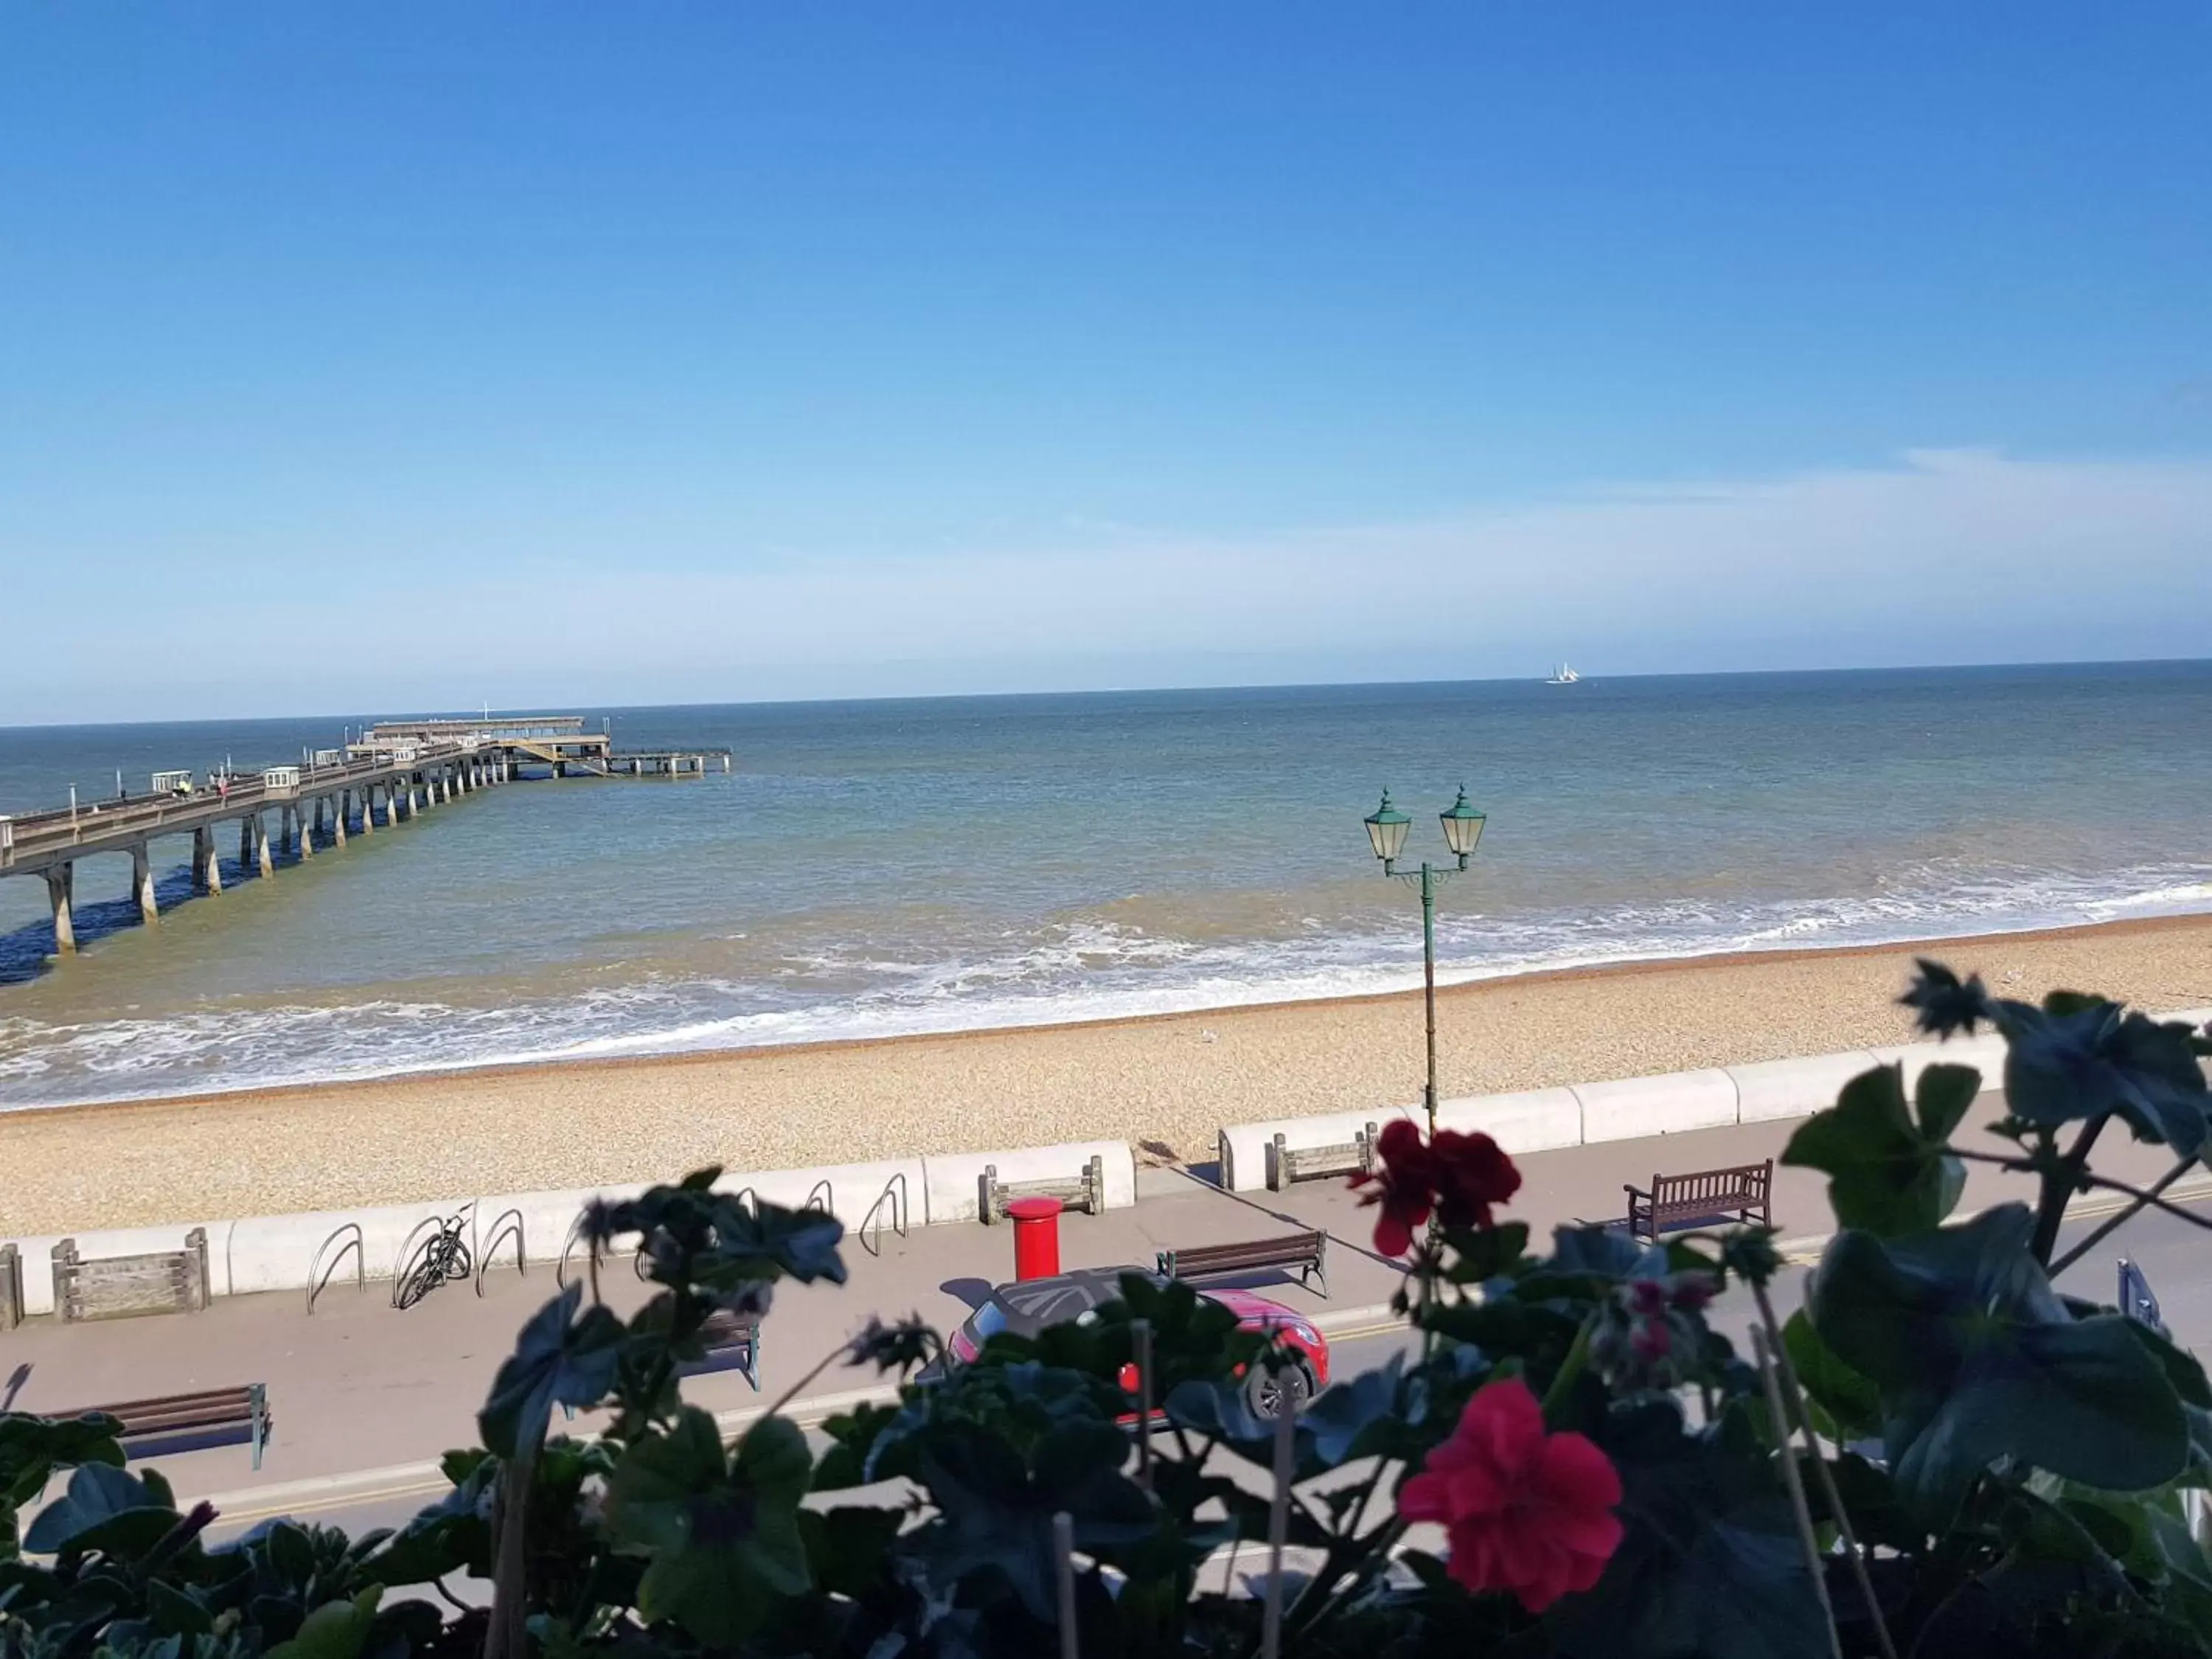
(4, 448, 2211, 722)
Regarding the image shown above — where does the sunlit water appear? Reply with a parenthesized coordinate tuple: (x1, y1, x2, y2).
(3, 663, 2208, 1109)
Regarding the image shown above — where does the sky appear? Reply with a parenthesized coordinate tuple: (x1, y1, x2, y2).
(2, 4, 2208, 723)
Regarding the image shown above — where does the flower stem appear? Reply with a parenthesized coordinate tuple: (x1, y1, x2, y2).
(1540, 1309, 1598, 1427)
(2049, 1152, 2200, 1276)
(1753, 1281, 1898, 1659)
(1751, 1326, 1846, 1659)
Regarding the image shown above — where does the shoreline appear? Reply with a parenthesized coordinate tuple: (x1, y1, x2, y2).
(4, 911, 2208, 1235)
(5, 909, 2207, 1125)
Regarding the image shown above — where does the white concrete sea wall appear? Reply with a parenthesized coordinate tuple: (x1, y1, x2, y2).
(1433, 1088, 1584, 1155)
(920, 1141, 1138, 1226)
(1576, 1068, 1739, 1144)
(1728, 1052, 1885, 1124)
(1209, 1020, 2152, 1194)
(1215, 1105, 1420, 1197)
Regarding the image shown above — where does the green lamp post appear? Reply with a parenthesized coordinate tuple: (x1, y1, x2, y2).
(1364, 786, 1487, 1140)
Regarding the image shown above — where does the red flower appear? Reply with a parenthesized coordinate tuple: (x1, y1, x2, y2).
(1352, 1119, 1523, 1256)
(1399, 1378, 1624, 1613)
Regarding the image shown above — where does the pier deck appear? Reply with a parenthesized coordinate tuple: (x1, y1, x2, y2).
(1, 714, 731, 959)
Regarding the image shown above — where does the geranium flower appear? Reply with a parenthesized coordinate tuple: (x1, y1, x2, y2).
(1352, 1119, 1522, 1256)
(1398, 1377, 1624, 1613)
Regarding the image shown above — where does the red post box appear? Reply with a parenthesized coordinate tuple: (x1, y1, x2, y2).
(1007, 1194, 1064, 1281)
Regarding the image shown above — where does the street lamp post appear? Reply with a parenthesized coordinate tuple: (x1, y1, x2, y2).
(1363, 787, 1486, 1140)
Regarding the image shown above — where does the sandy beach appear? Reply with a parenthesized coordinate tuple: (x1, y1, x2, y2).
(4, 914, 2208, 1235)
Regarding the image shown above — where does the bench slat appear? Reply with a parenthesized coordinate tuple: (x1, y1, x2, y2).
(1626, 1160, 1773, 1242)
(67, 1382, 272, 1470)
(1158, 1231, 1329, 1298)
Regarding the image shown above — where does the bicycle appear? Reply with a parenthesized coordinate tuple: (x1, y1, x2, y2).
(394, 1205, 475, 1310)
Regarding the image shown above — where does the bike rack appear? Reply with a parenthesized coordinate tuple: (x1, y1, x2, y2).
(558, 1211, 642, 1292)
(392, 1203, 473, 1309)
(392, 1216, 447, 1307)
(475, 1207, 526, 1298)
(806, 1179, 832, 1214)
(306, 1221, 365, 1315)
(725, 1185, 759, 1217)
(555, 1212, 590, 1290)
(857, 1172, 909, 1258)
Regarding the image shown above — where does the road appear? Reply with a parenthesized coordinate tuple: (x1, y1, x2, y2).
(194, 1192, 2212, 1558)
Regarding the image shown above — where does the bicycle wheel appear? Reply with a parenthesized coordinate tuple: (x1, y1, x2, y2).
(445, 1237, 473, 1283)
(395, 1246, 445, 1310)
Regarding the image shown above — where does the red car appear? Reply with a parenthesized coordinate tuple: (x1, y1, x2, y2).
(940, 1267, 1330, 1417)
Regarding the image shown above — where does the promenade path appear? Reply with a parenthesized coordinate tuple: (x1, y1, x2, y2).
(4, 1079, 2198, 1526)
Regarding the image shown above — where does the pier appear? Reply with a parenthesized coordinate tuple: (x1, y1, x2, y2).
(0, 715, 732, 958)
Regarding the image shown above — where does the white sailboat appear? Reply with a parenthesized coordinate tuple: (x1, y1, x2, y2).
(1545, 661, 1582, 685)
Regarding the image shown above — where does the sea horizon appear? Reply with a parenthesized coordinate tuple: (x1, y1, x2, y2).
(4, 659, 2210, 1111)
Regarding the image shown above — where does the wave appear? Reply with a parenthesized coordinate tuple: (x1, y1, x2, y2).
(3, 859, 2209, 1110)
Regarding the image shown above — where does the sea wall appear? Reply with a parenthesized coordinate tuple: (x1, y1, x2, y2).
(1, 1144, 1127, 1318)
(1212, 1023, 2183, 1193)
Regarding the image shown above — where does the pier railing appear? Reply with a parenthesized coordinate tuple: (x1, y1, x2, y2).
(0, 744, 474, 871)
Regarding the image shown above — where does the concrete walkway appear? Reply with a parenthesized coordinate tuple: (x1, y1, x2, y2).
(3, 1082, 2186, 1510)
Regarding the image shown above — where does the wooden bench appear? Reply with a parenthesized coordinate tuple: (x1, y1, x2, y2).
(52, 1229, 212, 1322)
(678, 1308, 762, 1390)
(1267, 1123, 1380, 1192)
(1157, 1230, 1329, 1298)
(980, 1155, 1105, 1222)
(1624, 1160, 1773, 1242)
(77, 1385, 272, 1469)
(564, 1309, 759, 1420)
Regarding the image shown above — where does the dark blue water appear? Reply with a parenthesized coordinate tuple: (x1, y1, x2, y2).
(2, 663, 2208, 1108)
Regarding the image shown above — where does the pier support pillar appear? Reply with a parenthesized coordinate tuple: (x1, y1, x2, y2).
(723, 754, 731, 773)
(192, 827, 223, 894)
(294, 804, 314, 858)
(133, 841, 158, 924)
(350, 787, 369, 836)
(333, 794, 347, 846)
(46, 863, 76, 956)
(238, 816, 254, 872)
(253, 815, 274, 878)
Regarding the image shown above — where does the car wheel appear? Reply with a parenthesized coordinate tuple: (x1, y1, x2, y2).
(1245, 1361, 1313, 1421)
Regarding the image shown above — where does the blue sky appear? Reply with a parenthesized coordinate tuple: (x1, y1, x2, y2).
(3, 4, 2209, 721)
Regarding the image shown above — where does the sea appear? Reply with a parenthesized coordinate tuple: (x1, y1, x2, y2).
(2, 662, 2209, 1112)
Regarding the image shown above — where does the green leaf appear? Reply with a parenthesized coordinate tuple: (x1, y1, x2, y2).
(1549, 1399, 1832, 1659)
(1781, 1310, 1881, 1443)
(1997, 998, 2212, 1154)
(603, 1408, 813, 1646)
(478, 1282, 627, 1460)
(145, 1578, 215, 1638)
(264, 1587, 383, 1659)
(21, 1461, 178, 1558)
(265, 1520, 316, 1588)
(812, 1401, 900, 1492)
(0, 1413, 125, 1508)
(1781, 1063, 1967, 1237)
(914, 1421, 1154, 1623)
(799, 1505, 904, 1599)
(1296, 1353, 1408, 1464)
(1913, 1061, 1981, 1144)
(1441, 1220, 1531, 1285)
(1809, 1205, 2189, 1519)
